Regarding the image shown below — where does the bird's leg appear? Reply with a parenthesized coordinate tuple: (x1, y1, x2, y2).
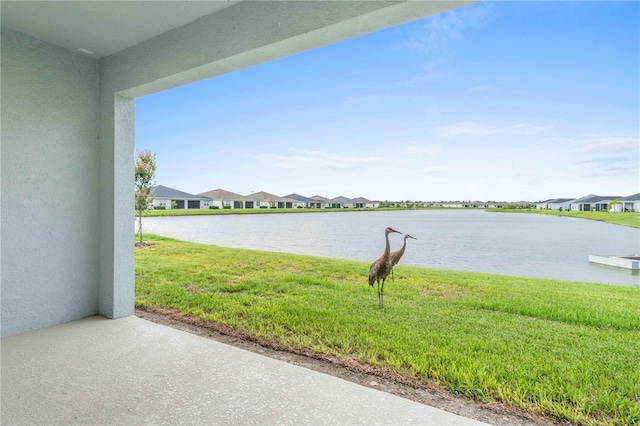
(380, 279, 385, 309)
(391, 268, 394, 282)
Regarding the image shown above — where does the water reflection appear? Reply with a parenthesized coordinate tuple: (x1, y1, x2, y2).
(142, 210, 640, 286)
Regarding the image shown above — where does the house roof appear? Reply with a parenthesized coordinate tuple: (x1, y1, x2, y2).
(310, 195, 331, 203)
(151, 185, 211, 200)
(284, 194, 316, 202)
(620, 193, 640, 202)
(248, 191, 295, 203)
(548, 198, 574, 204)
(331, 196, 355, 204)
(570, 194, 624, 203)
(199, 188, 250, 201)
(352, 197, 373, 203)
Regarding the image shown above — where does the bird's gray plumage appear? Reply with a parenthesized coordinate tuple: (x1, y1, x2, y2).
(368, 227, 401, 308)
(389, 234, 416, 281)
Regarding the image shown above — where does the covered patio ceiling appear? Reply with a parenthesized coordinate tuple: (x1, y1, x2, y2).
(1, 1, 239, 59)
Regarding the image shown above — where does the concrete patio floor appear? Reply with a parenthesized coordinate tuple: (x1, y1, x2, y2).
(1, 315, 488, 425)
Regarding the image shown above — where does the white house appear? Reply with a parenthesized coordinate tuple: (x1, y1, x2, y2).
(310, 195, 332, 208)
(536, 199, 552, 209)
(611, 193, 640, 212)
(284, 193, 322, 208)
(569, 194, 624, 212)
(441, 202, 466, 208)
(537, 198, 573, 211)
(249, 191, 300, 208)
(330, 196, 355, 208)
(151, 185, 212, 209)
(353, 197, 378, 208)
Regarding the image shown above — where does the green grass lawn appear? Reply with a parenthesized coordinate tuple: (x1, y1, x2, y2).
(135, 235, 640, 425)
(487, 209, 640, 228)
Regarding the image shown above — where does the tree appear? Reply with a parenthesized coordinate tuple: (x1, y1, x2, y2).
(608, 199, 622, 212)
(135, 149, 157, 244)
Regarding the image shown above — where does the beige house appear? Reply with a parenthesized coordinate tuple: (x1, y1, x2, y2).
(199, 188, 259, 209)
(353, 196, 379, 208)
(310, 195, 333, 208)
(248, 191, 301, 208)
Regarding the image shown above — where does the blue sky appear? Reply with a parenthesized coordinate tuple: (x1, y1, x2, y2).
(136, 1, 639, 202)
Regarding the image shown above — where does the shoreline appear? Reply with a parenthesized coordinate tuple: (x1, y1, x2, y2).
(141, 207, 640, 228)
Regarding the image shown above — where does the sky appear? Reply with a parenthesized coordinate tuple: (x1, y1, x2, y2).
(135, 1, 640, 202)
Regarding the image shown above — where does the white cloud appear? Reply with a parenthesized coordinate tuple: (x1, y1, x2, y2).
(399, 3, 494, 58)
(394, 3, 494, 86)
(248, 149, 389, 172)
(422, 165, 448, 174)
(344, 95, 383, 105)
(394, 72, 448, 86)
(584, 137, 639, 154)
(403, 143, 440, 156)
(439, 122, 553, 138)
(470, 84, 493, 92)
(403, 3, 493, 56)
(574, 136, 639, 178)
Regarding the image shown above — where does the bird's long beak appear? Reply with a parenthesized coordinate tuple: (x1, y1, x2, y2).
(393, 230, 402, 234)
(408, 235, 417, 240)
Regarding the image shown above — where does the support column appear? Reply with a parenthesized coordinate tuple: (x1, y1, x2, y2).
(98, 94, 135, 319)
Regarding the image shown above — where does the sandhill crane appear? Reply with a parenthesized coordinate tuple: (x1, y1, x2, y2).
(368, 227, 402, 308)
(390, 234, 417, 281)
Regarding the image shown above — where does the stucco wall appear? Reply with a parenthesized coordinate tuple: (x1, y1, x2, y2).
(1, 28, 99, 337)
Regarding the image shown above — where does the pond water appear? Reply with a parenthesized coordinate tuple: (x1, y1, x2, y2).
(142, 210, 640, 286)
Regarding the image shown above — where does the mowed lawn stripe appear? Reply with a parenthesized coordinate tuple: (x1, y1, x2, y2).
(136, 235, 640, 425)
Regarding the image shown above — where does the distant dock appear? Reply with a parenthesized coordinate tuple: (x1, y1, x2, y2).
(589, 255, 640, 270)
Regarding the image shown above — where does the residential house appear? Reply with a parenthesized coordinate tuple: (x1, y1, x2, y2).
(611, 193, 640, 212)
(151, 185, 212, 209)
(310, 195, 333, 209)
(570, 194, 623, 212)
(537, 198, 573, 211)
(536, 199, 552, 210)
(471, 201, 489, 208)
(548, 198, 573, 211)
(331, 196, 356, 208)
(352, 197, 379, 208)
(441, 201, 466, 208)
(284, 193, 321, 208)
(199, 188, 258, 209)
(249, 191, 299, 208)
